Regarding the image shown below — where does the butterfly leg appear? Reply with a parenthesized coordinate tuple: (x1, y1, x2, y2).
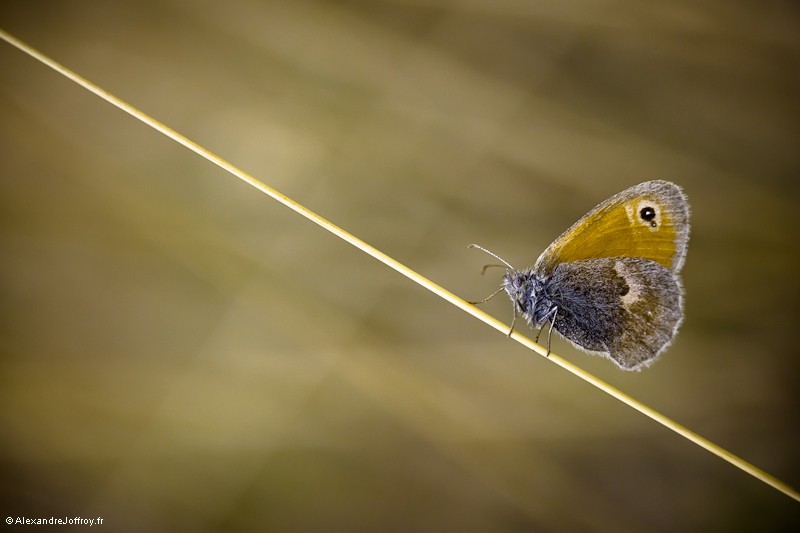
(507, 311, 518, 337)
(545, 308, 558, 357)
(534, 306, 558, 356)
(467, 286, 504, 305)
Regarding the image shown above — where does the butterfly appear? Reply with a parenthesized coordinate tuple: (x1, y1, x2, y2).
(471, 180, 690, 371)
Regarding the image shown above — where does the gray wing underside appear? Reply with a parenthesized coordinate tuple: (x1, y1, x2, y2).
(547, 257, 684, 371)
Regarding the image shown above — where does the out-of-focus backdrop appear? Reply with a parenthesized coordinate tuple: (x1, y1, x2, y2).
(1, 1, 798, 531)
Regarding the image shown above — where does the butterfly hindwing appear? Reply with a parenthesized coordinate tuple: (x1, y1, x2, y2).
(547, 257, 683, 371)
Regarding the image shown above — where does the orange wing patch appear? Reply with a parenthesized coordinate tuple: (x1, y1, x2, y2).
(534, 181, 689, 274)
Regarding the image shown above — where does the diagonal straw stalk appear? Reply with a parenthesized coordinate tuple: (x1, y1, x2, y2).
(1, 28, 797, 503)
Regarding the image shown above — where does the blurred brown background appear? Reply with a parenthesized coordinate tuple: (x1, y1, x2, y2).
(1, 1, 798, 531)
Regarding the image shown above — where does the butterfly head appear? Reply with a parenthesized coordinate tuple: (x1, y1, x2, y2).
(468, 244, 553, 330)
(503, 269, 550, 328)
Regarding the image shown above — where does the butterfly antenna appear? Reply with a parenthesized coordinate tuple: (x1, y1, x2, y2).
(479, 264, 506, 276)
(467, 244, 515, 306)
(467, 244, 516, 271)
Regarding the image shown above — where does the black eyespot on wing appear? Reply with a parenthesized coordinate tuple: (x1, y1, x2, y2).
(619, 283, 630, 297)
(640, 206, 657, 227)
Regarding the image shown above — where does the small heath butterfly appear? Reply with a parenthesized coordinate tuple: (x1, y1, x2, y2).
(471, 180, 690, 371)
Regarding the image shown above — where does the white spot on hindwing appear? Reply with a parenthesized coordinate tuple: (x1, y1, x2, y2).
(615, 260, 641, 309)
